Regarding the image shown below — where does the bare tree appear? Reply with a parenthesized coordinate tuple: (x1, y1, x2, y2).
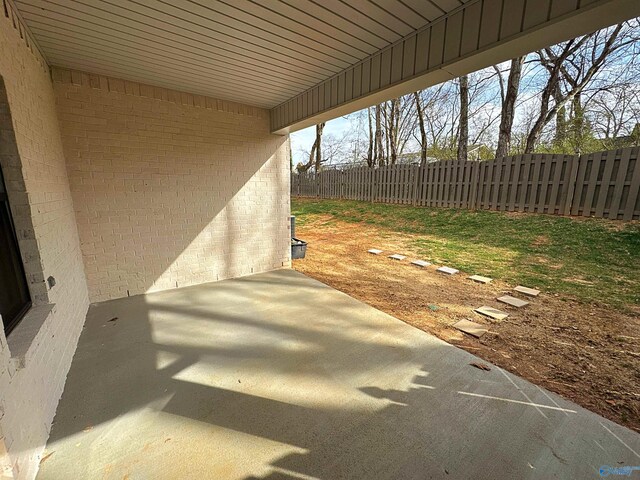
(380, 96, 417, 164)
(296, 122, 325, 173)
(525, 23, 626, 153)
(457, 75, 469, 162)
(411, 82, 458, 159)
(590, 84, 640, 148)
(495, 56, 525, 158)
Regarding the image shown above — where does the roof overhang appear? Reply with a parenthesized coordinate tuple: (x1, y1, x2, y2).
(10, 0, 640, 134)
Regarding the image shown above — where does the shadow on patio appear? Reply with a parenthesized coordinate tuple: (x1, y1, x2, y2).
(37, 270, 639, 479)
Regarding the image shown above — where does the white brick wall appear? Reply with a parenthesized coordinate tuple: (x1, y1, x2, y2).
(0, 8, 290, 479)
(53, 68, 291, 303)
(0, 4, 90, 480)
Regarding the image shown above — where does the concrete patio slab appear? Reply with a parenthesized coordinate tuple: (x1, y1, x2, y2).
(388, 254, 406, 260)
(368, 249, 383, 255)
(37, 270, 639, 480)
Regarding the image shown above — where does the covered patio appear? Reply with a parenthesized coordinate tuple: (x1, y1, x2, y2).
(0, 0, 639, 479)
(37, 270, 640, 479)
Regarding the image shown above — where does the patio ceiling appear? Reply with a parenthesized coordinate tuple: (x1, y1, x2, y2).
(11, 0, 640, 133)
(14, 0, 464, 108)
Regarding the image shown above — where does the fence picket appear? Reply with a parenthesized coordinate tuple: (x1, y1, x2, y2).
(624, 148, 640, 220)
(490, 157, 500, 210)
(453, 162, 462, 208)
(537, 156, 553, 213)
(609, 148, 632, 219)
(475, 162, 485, 209)
(595, 149, 617, 218)
(582, 152, 603, 217)
(547, 155, 563, 215)
(508, 155, 522, 212)
(427, 163, 434, 207)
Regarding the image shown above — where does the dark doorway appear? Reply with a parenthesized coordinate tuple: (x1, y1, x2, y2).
(0, 164, 31, 335)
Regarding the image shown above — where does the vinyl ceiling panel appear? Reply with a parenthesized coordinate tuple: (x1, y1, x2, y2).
(14, 0, 464, 108)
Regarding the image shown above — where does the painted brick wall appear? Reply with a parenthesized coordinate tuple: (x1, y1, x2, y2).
(0, 5, 90, 480)
(53, 68, 291, 303)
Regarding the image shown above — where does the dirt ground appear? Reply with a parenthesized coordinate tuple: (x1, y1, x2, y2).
(292, 215, 640, 433)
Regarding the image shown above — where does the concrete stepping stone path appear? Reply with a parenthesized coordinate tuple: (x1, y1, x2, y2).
(514, 285, 540, 297)
(453, 319, 488, 338)
(368, 249, 383, 255)
(411, 259, 431, 267)
(469, 275, 492, 284)
(437, 266, 459, 275)
(497, 295, 529, 308)
(388, 254, 406, 260)
(474, 306, 509, 321)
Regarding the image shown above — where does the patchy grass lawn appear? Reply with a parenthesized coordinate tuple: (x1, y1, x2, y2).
(293, 198, 640, 309)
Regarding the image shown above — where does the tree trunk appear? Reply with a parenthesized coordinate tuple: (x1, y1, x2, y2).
(414, 92, 427, 166)
(495, 57, 524, 159)
(457, 75, 469, 162)
(383, 102, 390, 164)
(389, 99, 398, 164)
(367, 107, 374, 167)
(375, 104, 384, 166)
(297, 138, 317, 173)
(554, 84, 567, 147)
(525, 70, 558, 153)
(571, 92, 584, 153)
(314, 122, 325, 172)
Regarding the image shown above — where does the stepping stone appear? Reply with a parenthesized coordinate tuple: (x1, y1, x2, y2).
(497, 295, 529, 308)
(469, 275, 492, 284)
(437, 266, 459, 275)
(368, 249, 383, 255)
(453, 319, 488, 338)
(388, 254, 406, 261)
(514, 285, 540, 297)
(411, 259, 431, 267)
(474, 306, 509, 322)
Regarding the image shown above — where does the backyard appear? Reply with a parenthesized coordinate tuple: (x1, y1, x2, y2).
(291, 198, 640, 432)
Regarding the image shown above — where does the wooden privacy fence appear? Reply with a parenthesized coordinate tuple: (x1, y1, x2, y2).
(291, 147, 640, 220)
